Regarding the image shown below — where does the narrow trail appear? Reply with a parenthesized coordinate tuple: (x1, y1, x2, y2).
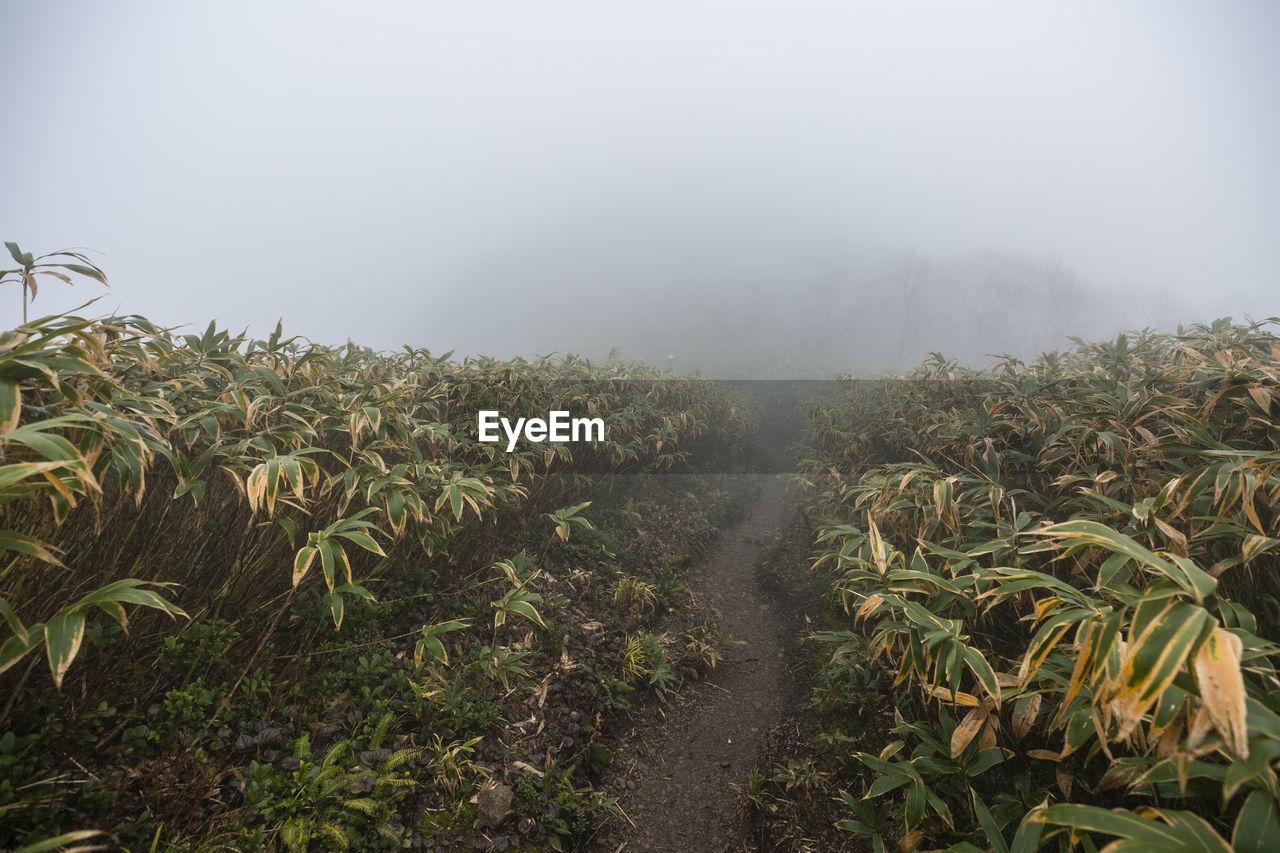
(589, 472, 816, 852)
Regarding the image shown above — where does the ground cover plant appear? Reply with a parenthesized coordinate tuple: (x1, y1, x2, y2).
(0, 273, 753, 850)
(781, 319, 1280, 851)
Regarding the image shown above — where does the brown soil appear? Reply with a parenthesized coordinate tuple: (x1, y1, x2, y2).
(587, 472, 818, 852)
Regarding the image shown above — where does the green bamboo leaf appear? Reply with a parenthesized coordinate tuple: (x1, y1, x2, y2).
(1039, 520, 1216, 602)
(962, 645, 1001, 707)
(0, 378, 19, 433)
(1033, 804, 1194, 848)
(94, 599, 128, 631)
(1232, 789, 1280, 853)
(510, 599, 544, 627)
(0, 594, 29, 644)
(1138, 808, 1233, 852)
(865, 771, 911, 798)
(449, 483, 464, 521)
(335, 528, 385, 556)
(964, 747, 1008, 777)
(0, 529, 64, 565)
(293, 544, 317, 587)
(0, 460, 68, 492)
(53, 262, 108, 283)
(972, 791, 1009, 853)
(318, 539, 336, 591)
(1124, 604, 1211, 703)
(329, 592, 344, 630)
(856, 751, 911, 778)
(1242, 534, 1280, 565)
(45, 609, 86, 689)
(74, 581, 188, 621)
(280, 455, 302, 497)
(904, 778, 925, 828)
(900, 598, 955, 633)
(334, 582, 375, 601)
(2, 418, 86, 461)
(0, 632, 37, 677)
(414, 619, 470, 669)
(1009, 811, 1045, 853)
(923, 784, 954, 829)
(1222, 738, 1280, 802)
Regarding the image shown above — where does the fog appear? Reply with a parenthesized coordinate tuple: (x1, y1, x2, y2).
(3, 2, 1277, 376)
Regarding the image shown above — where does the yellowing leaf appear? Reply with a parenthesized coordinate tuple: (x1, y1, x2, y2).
(855, 593, 883, 623)
(1153, 518, 1188, 557)
(1057, 766, 1074, 799)
(896, 830, 923, 852)
(951, 706, 988, 757)
(867, 516, 889, 576)
(245, 463, 268, 514)
(1242, 534, 1280, 566)
(979, 716, 999, 751)
(1107, 604, 1212, 741)
(1247, 384, 1274, 411)
(930, 686, 981, 707)
(1191, 625, 1248, 758)
(1187, 702, 1214, 754)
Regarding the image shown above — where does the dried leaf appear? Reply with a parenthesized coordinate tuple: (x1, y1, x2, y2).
(951, 706, 988, 757)
(1192, 625, 1248, 758)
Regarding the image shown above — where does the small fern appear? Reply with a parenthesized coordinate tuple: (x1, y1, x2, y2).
(315, 820, 350, 851)
(259, 727, 418, 851)
(368, 711, 394, 751)
(378, 747, 421, 776)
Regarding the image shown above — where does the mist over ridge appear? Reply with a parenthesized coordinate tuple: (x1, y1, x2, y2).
(3, 2, 1276, 375)
(438, 185, 1195, 378)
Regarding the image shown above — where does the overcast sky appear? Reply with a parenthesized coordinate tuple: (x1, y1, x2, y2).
(3, 1, 1277, 365)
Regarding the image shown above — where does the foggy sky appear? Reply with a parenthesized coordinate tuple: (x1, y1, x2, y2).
(3, 2, 1278, 373)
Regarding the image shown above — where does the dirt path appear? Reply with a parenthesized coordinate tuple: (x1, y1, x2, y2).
(588, 472, 815, 852)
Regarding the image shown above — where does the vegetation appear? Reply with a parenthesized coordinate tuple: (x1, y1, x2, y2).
(0, 255, 752, 851)
(2, 241, 109, 325)
(780, 319, 1280, 851)
(12, 243, 1280, 852)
